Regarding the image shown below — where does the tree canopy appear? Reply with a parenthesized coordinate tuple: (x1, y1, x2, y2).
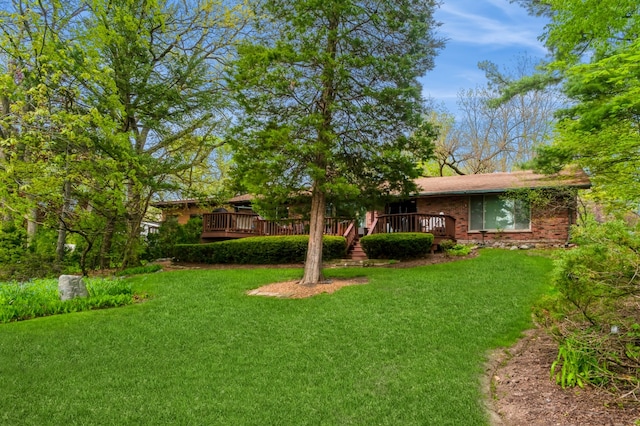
(229, 0, 442, 284)
(511, 0, 640, 211)
(0, 0, 247, 271)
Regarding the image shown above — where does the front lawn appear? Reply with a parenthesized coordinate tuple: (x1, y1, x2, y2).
(0, 249, 552, 425)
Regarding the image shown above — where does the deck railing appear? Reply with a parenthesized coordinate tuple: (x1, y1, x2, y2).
(372, 213, 456, 239)
(202, 212, 456, 241)
(202, 212, 352, 237)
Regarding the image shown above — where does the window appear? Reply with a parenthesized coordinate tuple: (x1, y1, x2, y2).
(469, 195, 530, 231)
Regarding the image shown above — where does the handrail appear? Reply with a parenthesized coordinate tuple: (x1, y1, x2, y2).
(367, 218, 378, 236)
(202, 212, 352, 237)
(342, 221, 357, 249)
(373, 213, 456, 239)
(201, 212, 455, 240)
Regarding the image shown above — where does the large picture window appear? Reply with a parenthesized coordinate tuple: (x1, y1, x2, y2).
(469, 195, 530, 231)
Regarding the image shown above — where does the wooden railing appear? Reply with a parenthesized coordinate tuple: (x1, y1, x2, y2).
(371, 213, 456, 239)
(202, 212, 353, 237)
(342, 222, 357, 249)
(203, 212, 258, 235)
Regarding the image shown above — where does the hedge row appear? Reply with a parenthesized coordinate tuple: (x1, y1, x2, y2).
(360, 232, 434, 260)
(171, 235, 347, 264)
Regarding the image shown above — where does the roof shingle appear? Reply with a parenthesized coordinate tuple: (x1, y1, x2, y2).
(413, 169, 591, 196)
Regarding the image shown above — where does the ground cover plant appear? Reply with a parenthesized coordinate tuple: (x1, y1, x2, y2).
(539, 220, 640, 392)
(0, 250, 552, 425)
(0, 277, 135, 323)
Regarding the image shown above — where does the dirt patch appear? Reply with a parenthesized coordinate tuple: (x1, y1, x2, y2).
(487, 328, 640, 425)
(247, 277, 369, 299)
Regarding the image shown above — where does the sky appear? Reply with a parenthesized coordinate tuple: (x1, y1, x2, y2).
(421, 0, 550, 116)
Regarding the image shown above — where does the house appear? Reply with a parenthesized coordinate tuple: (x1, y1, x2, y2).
(152, 169, 591, 254)
(370, 169, 591, 247)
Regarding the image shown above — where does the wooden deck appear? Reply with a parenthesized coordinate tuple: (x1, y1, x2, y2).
(201, 212, 456, 244)
(201, 213, 354, 240)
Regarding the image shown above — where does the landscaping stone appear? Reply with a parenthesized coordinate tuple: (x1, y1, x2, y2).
(58, 275, 89, 301)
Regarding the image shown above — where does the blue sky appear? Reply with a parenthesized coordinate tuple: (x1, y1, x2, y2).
(421, 0, 550, 115)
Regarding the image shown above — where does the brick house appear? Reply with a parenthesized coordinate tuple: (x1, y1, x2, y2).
(152, 169, 590, 250)
(367, 169, 591, 247)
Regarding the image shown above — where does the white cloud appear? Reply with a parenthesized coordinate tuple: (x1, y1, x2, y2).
(437, 1, 547, 54)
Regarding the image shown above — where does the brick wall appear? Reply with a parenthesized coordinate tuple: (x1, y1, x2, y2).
(415, 194, 575, 246)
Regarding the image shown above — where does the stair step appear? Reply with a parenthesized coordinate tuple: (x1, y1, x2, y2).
(347, 241, 368, 260)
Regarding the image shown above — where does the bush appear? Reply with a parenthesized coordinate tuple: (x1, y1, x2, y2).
(440, 240, 471, 256)
(539, 219, 640, 391)
(360, 233, 434, 260)
(0, 227, 62, 281)
(172, 235, 347, 264)
(145, 217, 203, 260)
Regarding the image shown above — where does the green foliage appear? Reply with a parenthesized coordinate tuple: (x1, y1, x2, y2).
(551, 334, 607, 388)
(510, 0, 640, 210)
(173, 236, 347, 264)
(0, 227, 68, 281)
(0, 0, 245, 270)
(438, 239, 471, 256)
(0, 222, 27, 267)
(144, 217, 202, 260)
(360, 233, 434, 260)
(444, 243, 471, 257)
(540, 219, 640, 390)
(0, 277, 134, 323)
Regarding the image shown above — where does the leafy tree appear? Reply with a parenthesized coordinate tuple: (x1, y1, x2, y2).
(0, 0, 247, 271)
(83, 0, 247, 268)
(509, 0, 640, 211)
(229, 0, 442, 284)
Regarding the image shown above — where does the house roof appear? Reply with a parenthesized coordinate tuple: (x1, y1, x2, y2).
(150, 199, 203, 208)
(227, 193, 254, 203)
(413, 169, 591, 196)
(152, 169, 591, 208)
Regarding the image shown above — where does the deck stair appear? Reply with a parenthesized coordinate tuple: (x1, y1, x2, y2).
(347, 238, 368, 260)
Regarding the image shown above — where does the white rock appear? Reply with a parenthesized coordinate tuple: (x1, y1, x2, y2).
(58, 275, 89, 301)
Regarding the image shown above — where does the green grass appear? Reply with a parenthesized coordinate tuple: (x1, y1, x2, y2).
(0, 249, 552, 425)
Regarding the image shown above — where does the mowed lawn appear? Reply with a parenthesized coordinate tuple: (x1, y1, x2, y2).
(0, 250, 552, 425)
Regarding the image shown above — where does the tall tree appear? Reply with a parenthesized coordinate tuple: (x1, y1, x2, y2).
(1, 0, 247, 269)
(85, 0, 247, 267)
(509, 0, 640, 211)
(230, 0, 442, 284)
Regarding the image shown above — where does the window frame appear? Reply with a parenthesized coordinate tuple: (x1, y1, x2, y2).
(468, 194, 531, 232)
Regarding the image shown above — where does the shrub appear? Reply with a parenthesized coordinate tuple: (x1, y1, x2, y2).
(539, 219, 640, 391)
(360, 233, 434, 260)
(144, 217, 203, 260)
(443, 243, 471, 256)
(172, 235, 347, 264)
(438, 239, 456, 251)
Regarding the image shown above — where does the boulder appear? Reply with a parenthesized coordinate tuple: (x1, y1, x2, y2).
(58, 275, 89, 301)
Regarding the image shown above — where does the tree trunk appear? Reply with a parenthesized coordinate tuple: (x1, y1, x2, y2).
(26, 202, 38, 247)
(99, 215, 116, 270)
(56, 180, 72, 263)
(300, 184, 326, 285)
(120, 182, 150, 269)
